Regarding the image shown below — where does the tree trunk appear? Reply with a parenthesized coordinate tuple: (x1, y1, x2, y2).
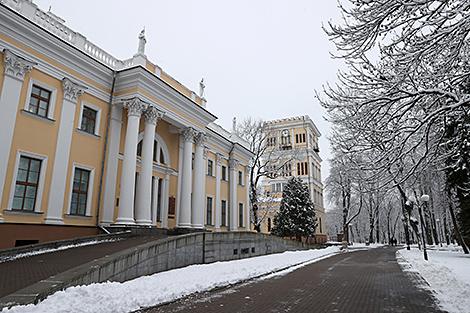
(448, 189, 469, 254)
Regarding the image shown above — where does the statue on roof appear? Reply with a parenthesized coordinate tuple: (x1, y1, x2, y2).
(137, 28, 146, 55)
(199, 78, 205, 98)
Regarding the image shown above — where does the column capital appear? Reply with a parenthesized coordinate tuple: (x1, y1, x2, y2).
(194, 132, 207, 146)
(181, 127, 196, 142)
(62, 78, 86, 102)
(229, 158, 239, 170)
(3, 49, 36, 81)
(216, 153, 224, 165)
(144, 106, 164, 125)
(123, 97, 147, 117)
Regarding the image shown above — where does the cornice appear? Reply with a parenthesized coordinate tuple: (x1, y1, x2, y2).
(115, 66, 217, 129)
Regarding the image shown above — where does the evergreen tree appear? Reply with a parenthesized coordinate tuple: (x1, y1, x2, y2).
(272, 177, 317, 240)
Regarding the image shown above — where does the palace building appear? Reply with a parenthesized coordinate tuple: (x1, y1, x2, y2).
(0, 0, 253, 248)
(259, 116, 327, 243)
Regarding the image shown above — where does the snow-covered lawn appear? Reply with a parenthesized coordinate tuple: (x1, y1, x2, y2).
(2, 246, 343, 313)
(0, 239, 120, 263)
(397, 245, 470, 313)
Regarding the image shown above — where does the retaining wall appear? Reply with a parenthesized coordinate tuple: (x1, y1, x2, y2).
(0, 232, 312, 308)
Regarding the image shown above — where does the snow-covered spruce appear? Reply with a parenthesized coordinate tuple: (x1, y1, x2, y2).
(271, 177, 317, 240)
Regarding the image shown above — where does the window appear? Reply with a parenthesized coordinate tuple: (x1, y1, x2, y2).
(296, 133, 306, 144)
(297, 162, 308, 176)
(70, 168, 91, 216)
(80, 106, 98, 134)
(207, 160, 214, 176)
(206, 197, 213, 225)
(221, 165, 227, 181)
(238, 171, 243, 185)
(221, 200, 227, 226)
(268, 217, 272, 232)
(137, 140, 164, 163)
(267, 137, 277, 147)
(28, 85, 51, 118)
(238, 203, 244, 227)
(12, 156, 42, 211)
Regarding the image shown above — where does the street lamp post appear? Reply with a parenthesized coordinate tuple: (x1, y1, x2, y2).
(436, 218, 443, 247)
(419, 195, 430, 261)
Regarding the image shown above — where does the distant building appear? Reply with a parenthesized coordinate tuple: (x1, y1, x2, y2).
(0, 0, 253, 248)
(259, 116, 326, 243)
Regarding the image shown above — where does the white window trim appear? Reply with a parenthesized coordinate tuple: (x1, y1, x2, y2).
(66, 163, 95, 216)
(8, 150, 48, 213)
(24, 79, 57, 120)
(77, 101, 101, 136)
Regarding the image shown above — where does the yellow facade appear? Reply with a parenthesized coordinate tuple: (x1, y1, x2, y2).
(0, 0, 253, 248)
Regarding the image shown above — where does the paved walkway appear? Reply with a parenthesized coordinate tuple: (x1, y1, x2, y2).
(0, 234, 166, 298)
(143, 247, 444, 313)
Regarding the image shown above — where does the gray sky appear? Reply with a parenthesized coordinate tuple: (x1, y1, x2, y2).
(35, 0, 343, 185)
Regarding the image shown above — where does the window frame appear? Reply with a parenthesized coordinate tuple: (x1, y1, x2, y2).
(238, 203, 244, 228)
(66, 163, 94, 217)
(207, 159, 214, 176)
(78, 101, 101, 136)
(221, 199, 227, 226)
(221, 165, 227, 181)
(8, 150, 48, 213)
(24, 80, 57, 120)
(206, 196, 213, 226)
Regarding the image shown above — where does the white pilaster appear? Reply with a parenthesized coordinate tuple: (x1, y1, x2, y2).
(45, 78, 86, 224)
(135, 107, 162, 225)
(245, 166, 251, 230)
(161, 173, 170, 228)
(191, 133, 206, 228)
(177, 127, 195, 228)
(101, 105, 123, 224)
(115, 98, 146, 225)
(214, 153, 223, 230)
(0, 50, 35, 220)
(229, 158, 239, 231)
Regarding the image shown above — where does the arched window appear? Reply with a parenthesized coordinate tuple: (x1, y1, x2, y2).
(136, 136, 169, 166)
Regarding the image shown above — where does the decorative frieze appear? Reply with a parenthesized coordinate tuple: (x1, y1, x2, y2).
(144, 106, 164, 125)
(123, 97, 146, 117)
(3, 49, 35, 81)
(62, 77, 86, 102)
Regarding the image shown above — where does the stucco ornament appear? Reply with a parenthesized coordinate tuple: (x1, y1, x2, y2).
(229, 158, 239, 170)
(3, 49, 35, 81)
(194, 132, 207, 146)
(62, 77, 86, 102)
(216, 153, 224, 165)
(124, 97, 146, 117)
(144, 106, 164, 125)
(182, 127, 196, 142)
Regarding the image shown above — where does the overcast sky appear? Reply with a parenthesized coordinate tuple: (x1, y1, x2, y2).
(35, 0, 343, 184)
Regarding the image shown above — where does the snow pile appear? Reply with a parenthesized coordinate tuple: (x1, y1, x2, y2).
(397, 247, 470, 313)
(0, 239, 120, 263)
(2, 246, 341, 313)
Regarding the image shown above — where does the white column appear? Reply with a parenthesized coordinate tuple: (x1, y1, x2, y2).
(214, 153, 223, 230)
(0, 50, 35, 221)
(115, 98, 146, 225)
(161, 173, 170, 228)
(135, 107, 162, 225)
(191, 132, 206, 228)
(229, 158, 239, 231)
(177, 127, 195, 228)
(151, 177, 159, 225)
(101, 105, 123, 224)
(46, 78, 86, 224)
(245, 166, 251, 230)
